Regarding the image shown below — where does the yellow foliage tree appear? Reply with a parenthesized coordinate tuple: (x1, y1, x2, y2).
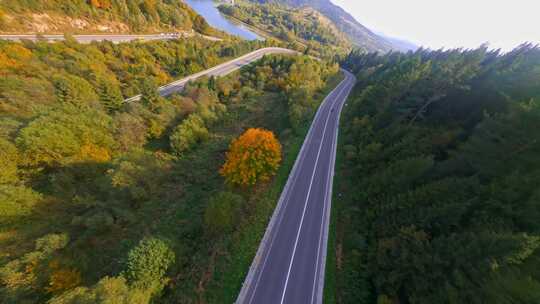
(78, 143, 111, 163)
(0, 44, 32, 73)
(220, 128, 282, 186)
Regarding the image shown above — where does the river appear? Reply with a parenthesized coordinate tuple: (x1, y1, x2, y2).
(184, 0, 261, 40)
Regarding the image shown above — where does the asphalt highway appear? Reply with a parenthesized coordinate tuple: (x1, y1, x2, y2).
(124, 47, 298, 102)
(236, 70, 356, 304)
(0, 34, 180, 43)
(0, 33, 222, 44)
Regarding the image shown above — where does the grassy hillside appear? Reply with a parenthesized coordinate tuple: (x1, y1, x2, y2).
(219, 3, 352, 58)
(327, 44, 540, 303)
(0, 0, 221, 36)
(246, 0, 397, 52)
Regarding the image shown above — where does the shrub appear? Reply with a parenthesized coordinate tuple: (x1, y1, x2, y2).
(140, 79, 161, 111)
(204, 192, 244, 236)
(0, 138, 19, 184)
(124, 238, 175, 290)
(52, 74, 100, 107)
(114, 113, 148, 152)
(109, 149, 172, 202)
(169, 114, 209, 154)
(16, 104, 114, 167)
(35, 233, 70, 254)
(48, 276, 150, 304)
(0, 233, 69, 300)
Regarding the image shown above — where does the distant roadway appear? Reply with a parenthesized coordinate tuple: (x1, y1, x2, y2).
(0, 32, 222, 44)
(124, 47, 299, 102)
(236, 70, 356, 304)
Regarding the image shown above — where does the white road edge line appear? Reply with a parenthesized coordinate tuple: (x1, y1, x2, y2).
(315, 74, 353, 304)
(234, 57, 340, 304)
(279, 77, 350, 304)
(246, 76, 346, 304)
(310, 73, 353, 304)
(309, 87, 339, 304)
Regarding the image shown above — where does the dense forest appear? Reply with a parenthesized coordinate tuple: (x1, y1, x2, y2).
(219, 3, 351, 58)
(327, 44, 540, 304)
(0, 0, 221, 36)
(0, 36, 264, 118)
(0, 34, 340, 303)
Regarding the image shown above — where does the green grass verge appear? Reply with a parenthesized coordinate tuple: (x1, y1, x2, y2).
(323, 113, 347, 304)
(324, 84, 375, 304)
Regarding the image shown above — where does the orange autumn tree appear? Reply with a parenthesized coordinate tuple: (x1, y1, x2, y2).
(89, 0, 112, 9)
(220, 128, 282, 186)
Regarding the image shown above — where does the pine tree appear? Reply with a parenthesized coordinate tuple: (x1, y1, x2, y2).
(208, 76, 217, 91)
(140, 79, 160, 112)
(98, 80, 123, 113)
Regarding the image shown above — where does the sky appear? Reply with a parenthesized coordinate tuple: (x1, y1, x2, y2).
(331, 0, 540, 51)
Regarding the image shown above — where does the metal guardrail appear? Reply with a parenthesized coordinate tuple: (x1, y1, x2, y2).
(123, 47, 299, 103)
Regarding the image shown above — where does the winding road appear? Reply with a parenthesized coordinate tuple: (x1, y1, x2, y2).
(141, 46, 356, 303)
(2, 41, 351, 301)
(139, 47, 356, 303)
(237, 69, 356, 304)
(124, 47, 299, 102)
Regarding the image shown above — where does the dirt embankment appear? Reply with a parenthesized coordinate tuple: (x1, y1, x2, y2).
(0, 11, 132, 34)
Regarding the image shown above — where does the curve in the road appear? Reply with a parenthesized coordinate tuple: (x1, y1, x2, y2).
(123, 46, 351, 303)
(124, 47, 299, 102)
(236, 70, 356, 304)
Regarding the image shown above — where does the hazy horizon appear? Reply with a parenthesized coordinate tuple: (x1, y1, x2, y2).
(331, 0, 540, 51)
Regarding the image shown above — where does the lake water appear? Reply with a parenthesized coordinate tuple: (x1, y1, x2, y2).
(185, 0, 261, 40)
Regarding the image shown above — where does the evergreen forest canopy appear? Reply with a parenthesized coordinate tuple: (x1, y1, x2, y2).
(0, 0, 221, 36)
(0, 34, 339, 303)
(331, 43, 540, 304)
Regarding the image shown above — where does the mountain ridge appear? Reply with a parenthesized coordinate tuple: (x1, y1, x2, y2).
(218, 3, 352, 58)
(246, 0, 400, 52)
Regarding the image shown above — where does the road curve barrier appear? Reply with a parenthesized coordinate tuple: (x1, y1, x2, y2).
(123, 47, 300, 103)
